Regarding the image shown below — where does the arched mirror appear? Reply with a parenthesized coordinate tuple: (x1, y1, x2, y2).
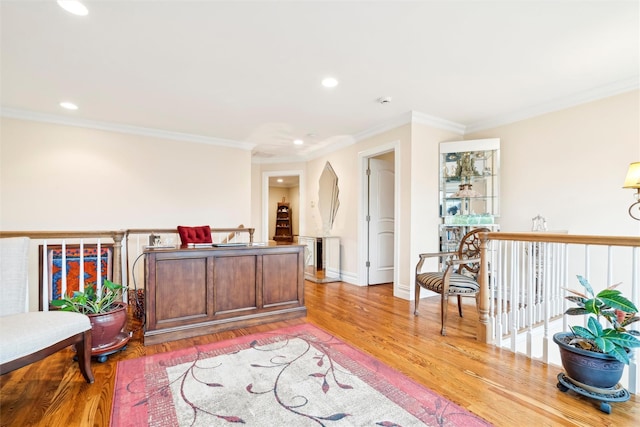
(318, 162, 340, 235)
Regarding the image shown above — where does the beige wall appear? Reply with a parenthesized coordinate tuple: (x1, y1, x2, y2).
(3, 90, 637, 304)
(283, 90, 639, 297)
(0, 118, 252, 230)
(467, 90, 640, 236)
(304, 125, 413, 289)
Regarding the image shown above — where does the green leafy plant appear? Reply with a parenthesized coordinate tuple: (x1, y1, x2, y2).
(51, 279, 126, 315)
(564, 275, 640, 364)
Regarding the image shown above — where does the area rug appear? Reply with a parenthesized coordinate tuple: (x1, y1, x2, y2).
(111, 323, 491, 426)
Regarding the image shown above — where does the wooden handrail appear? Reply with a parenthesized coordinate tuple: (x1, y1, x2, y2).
(126, 226, 255, 243)
(0, 230, 126, 239)
(486, 232, 640, 247)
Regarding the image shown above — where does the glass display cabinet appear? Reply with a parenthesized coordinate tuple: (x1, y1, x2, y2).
(439, 139, 500, 251)
(298, 236, 340, 283)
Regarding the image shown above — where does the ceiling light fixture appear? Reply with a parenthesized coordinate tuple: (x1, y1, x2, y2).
(321, 77, 338, 88)
(57, 1, 89, 16)
(59, 101, 79, 110)
(293, 139, 304, 145)
(277, 179, 284, 183)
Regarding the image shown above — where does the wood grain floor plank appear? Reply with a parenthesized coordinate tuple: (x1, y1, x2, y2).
(1, 281, 637, 426)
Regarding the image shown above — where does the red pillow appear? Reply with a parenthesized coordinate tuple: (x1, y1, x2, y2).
(177, 225, 212, 244)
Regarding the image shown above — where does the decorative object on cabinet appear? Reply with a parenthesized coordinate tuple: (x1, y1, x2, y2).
(273, 202, 293, 243)
(299, 236, 340, 283)
(318, 162, 340, 235)
(439, 138, 500, 251)
(531, 214, 548, 231)
(414, 228, 488, 336)
(623, 161, 640, 220)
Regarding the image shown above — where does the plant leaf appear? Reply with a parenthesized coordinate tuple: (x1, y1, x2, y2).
(564, 307, 588, 316)
(607, 345, 630, 365)
(598, 293, 638, 313)
(604, 331, 640, 348)
(583, 299, 599, 316)
(576, 275, 594, 297)
(571, 325, 595, 340)
(594, 336, 614, 353)
(587, 317, 603, 336)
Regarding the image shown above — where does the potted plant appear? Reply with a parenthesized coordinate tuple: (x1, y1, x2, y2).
(553, 275, 640, 389)
(52, 279, 129, 359)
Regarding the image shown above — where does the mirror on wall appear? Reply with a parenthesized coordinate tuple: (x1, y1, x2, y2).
(318, 162, 340, 235)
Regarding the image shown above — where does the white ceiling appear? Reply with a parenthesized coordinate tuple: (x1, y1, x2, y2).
(1, 1, 638, 162)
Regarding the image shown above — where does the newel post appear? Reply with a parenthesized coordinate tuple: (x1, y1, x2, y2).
(111, 231, 125, 286)
(477, 231, 492, 343)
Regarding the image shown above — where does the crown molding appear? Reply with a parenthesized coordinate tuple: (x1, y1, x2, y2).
(256, 111, 466, 164)
(0, 107, 256, 151)
(464, 76, 640, 134)
(410, 111, 466, 135)
(353, 111, 414, 142)
(353, 110, 465, 142)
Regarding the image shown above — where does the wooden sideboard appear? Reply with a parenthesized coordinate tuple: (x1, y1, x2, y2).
(143, 243, 306, 345)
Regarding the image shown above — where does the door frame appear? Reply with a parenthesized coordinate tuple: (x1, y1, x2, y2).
(261, 170, 305, 243)
(357, 141, 400, 288)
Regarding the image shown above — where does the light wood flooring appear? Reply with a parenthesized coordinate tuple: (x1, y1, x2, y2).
(1, 282, 638, 426)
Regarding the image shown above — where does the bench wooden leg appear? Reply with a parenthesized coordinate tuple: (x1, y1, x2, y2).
(75, 330, 94, 384)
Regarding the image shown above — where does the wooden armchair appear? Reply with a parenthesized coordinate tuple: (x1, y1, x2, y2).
(0, 237, 94, 383)
(414, 228, 488, 335)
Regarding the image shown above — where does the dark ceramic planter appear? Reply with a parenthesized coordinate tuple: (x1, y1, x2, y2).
(87, 301, 127, 351)
(553, 332, 625, 389)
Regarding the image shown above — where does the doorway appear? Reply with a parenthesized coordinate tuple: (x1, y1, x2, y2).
(262, 170, 305, 243)
(358, 142, 399, 286)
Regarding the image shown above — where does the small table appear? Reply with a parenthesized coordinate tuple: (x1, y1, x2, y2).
(298, 236, 340, 283)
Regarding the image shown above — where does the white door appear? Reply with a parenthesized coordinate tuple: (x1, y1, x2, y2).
(368, 157, 395, 284)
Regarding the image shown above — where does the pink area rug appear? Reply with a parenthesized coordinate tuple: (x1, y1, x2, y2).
(111, 323, 491, 426)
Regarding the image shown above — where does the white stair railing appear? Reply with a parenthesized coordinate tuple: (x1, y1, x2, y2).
(479, 232, 640, 393)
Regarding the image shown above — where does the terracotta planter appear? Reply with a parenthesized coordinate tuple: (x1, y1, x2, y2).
(553, 332, 625, 389)
(87, 301, 127, 351)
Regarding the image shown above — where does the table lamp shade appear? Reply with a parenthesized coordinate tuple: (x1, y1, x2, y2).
(623, 162, 640, 189)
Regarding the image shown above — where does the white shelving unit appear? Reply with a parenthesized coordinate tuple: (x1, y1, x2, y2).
(439, 139, 500, 251)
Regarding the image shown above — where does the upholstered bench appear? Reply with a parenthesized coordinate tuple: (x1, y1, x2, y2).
(0, 237, 94, 383)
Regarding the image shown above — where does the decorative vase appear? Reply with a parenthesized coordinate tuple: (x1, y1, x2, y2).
(87, 301, 127, 351)
(553, 332, 625, 389)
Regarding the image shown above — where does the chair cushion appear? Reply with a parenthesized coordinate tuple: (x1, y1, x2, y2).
(0, 311, 91, 364)
(416, 272, 480, 294)
(0, 237, 30, 316)
(177, 225, 212, 244)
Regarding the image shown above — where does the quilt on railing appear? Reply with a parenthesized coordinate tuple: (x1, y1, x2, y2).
(39, 245, 113, 303)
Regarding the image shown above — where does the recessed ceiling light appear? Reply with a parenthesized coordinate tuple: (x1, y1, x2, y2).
(321, 77, 338, 88)
(60, 101, 79, 110)
(277, 179, 283, 183)
(57, 1, 89, 16)
(293, 139, 304, 145)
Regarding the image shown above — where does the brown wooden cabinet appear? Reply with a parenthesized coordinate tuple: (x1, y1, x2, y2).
(143, 244, 305, 345)
(273, 202, 293, 243)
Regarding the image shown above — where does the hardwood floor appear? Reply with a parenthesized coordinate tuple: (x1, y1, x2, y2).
(1, 281, 637, 426)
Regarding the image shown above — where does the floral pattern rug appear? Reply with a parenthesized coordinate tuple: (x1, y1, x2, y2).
(111, 323, 491, 426)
